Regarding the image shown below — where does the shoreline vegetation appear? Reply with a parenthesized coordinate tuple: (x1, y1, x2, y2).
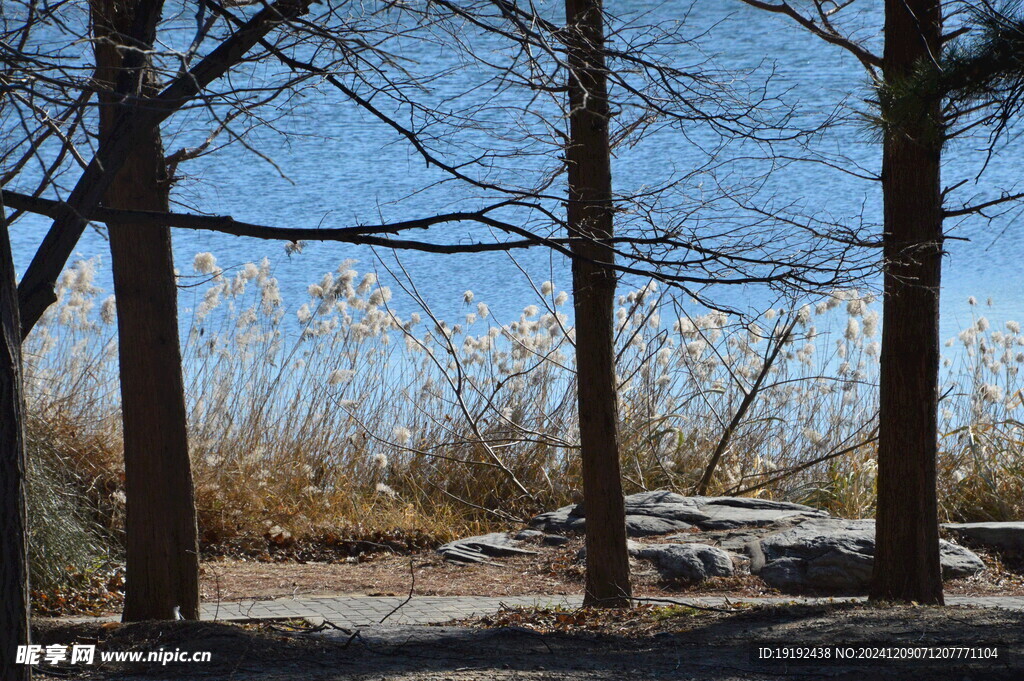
(25, 253, 1024, 600)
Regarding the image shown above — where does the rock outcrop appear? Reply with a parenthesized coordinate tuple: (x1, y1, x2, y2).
(751, 518, 985, 591)
(630, 542, 735, 582)
(439, 492, 996, 593)
(944, 522, 1024, 554)
(530, 491, 828, 537)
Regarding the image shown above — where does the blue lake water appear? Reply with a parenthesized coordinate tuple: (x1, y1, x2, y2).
(7, 1, 1024, 341)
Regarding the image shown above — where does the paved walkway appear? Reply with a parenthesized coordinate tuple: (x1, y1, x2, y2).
(202, 594, 1024, 626)
(202, 595, 583, 626)
(65, 594, 1024, 627)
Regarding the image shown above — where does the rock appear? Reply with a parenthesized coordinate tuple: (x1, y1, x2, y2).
(530, 491, 828, 537)
(757, 519, 875, 591)
(755, 518, 985, 592)
(513, 530, 545, 541)
(757, 557, 805, 590)
(626, 515, 695, 536)
(530, 506, 586, 534)
(804, 546, 875, 591)
(940, 541, 987, 579)
(577, 539, 732, 582)
(687, 496, 829, 530)
(514, 529, 570, 546)
(943, 522, 1024, 553)
(760, 519, 875, 562)
(631, 543, 735, 582)
(437, 533, 538, 564)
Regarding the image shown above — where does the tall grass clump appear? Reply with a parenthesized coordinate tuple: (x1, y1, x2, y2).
(937, 299, 1024, 521)
(21, 253, 1024, 564)
(23, 259, 121, 590)
(26, 445, 112, 591)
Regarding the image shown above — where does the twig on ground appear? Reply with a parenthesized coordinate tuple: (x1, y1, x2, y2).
(379, 557, 417, 624)
(629, 595, 741, 613)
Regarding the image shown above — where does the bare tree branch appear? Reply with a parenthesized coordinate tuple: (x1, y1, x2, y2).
(16, 0, 318, 338)
(737, 0, 882, 71)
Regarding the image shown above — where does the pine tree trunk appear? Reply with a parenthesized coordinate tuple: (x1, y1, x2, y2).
(92, 0, 200, 621)
(565, 0, 632, 608)
(0, 207, 31, 680)
(870, 0, 945, 605)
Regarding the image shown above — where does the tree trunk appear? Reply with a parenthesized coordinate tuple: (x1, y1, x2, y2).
(564, 0, 632, 608)
(0, 206, 31, 679)
(92, 0, 200, 621)
(869, 0, 945, 605)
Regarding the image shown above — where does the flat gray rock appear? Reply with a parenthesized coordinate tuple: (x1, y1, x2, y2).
(437, 533, 538, 564)
(578, 540, 734, 583)
(530, 491, 828, 537)
(941, 541, 988, 578)
(755, 518, 985, 592)
(631, 543, 735, 582)
(529, 506, 586, 534)
(944, 522, 1024, 553)
(530, 507, 582, 534)
(626, 515, 696, 536)
(513, 529, 570, 546)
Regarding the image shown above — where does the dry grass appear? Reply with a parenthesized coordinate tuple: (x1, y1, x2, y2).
(22, 254, 1024, 589)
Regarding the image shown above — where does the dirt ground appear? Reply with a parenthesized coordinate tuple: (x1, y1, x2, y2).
(198, 535, 1024, 603)
(34, 603, 1024, 680)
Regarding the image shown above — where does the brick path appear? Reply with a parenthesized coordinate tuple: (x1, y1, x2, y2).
(61, 594, 1024, 627)
(200, 595, 583, 626)
(200, 594, 1024, 626)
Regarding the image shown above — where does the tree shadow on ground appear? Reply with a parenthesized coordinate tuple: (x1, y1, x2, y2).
(33, 603, 1024, 680)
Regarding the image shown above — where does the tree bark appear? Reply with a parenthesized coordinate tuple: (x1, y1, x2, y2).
(0, 205, 31, 679)
(92, 0, 200, 621)
(564, 0, 632, 608)
(870, 0, 945, 605)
